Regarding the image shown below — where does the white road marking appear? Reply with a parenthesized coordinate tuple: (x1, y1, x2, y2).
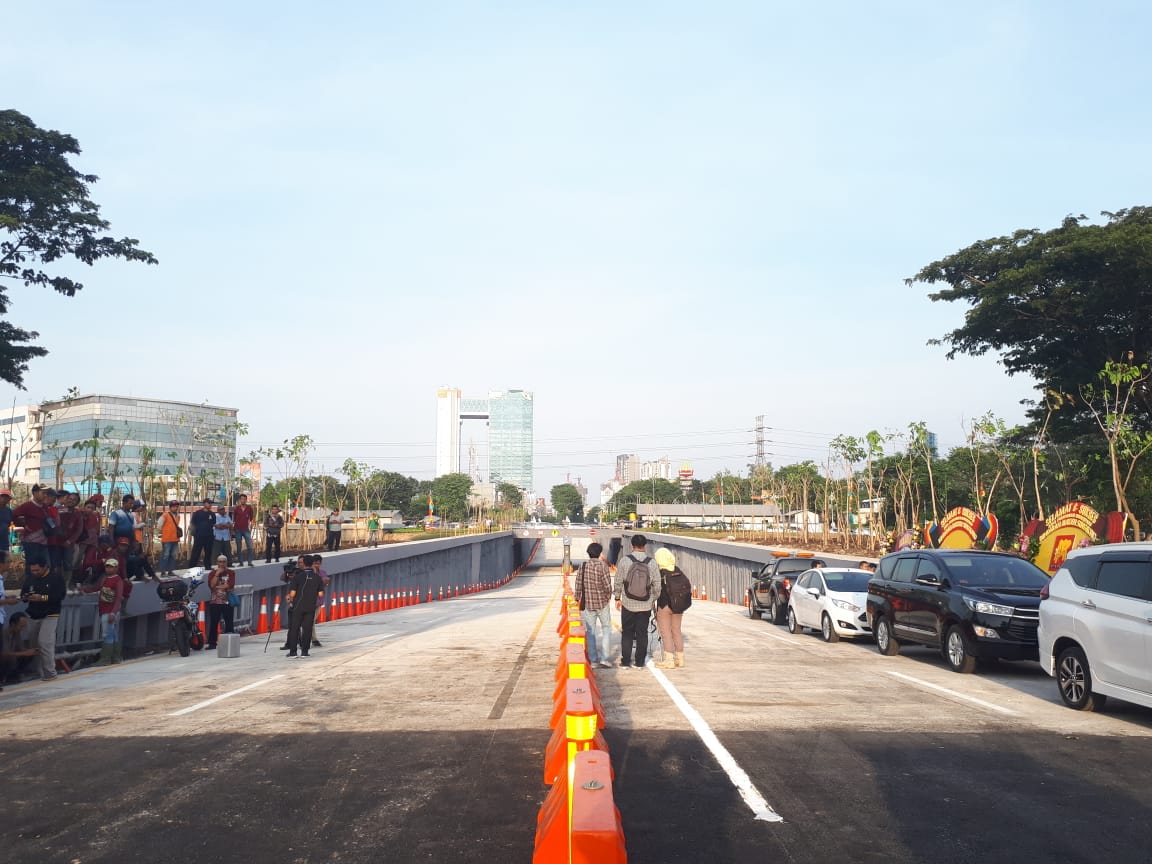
(168, 675, 286, 716)
(886, 671, 1018, 716)
(649, 667, 783, 822)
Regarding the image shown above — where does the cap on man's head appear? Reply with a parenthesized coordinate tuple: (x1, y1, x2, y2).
(202, 498, 213, 504)
(104, 558, 119, 568)
(117, 536, 131, 545)
(217, 554, 228, 561)
(168, 500, 179, 507)
(0, 489, 11, 497)
(133, 500, 145, 510)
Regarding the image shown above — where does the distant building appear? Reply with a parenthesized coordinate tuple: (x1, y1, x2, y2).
(640, 457, 673, 481)
(435, 387, 534, 494)
(0, 404, 43, 487)
(616, 454, 640, 483)
(35, 394, 239, 503)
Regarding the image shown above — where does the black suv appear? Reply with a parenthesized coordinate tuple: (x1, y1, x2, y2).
(866, 549, 1050, 673)
(748, 554, 826, 624)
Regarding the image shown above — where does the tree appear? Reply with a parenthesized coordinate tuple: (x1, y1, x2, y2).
(1079, 357, 1152, 539)
(0, 111, 157, 386)
(551, 483, 584, 522)
(908, 208, 1152, 409)
(497, 482, 523, 509)
(430, 473, 472, 522)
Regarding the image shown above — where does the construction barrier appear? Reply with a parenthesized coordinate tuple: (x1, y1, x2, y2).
(533, 585, 627, 862)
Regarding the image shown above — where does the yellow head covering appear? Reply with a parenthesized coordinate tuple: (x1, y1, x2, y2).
(655, 548, 676, 571)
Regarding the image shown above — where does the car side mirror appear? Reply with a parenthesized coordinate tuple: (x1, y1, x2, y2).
(807, 589, 821, 598)
(915, 574, 940, 587)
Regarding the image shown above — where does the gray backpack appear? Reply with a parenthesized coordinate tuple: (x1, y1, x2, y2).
(623, 554, 651, 601)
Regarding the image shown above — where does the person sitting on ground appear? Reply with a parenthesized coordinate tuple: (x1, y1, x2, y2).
(0, 611, 38, 686)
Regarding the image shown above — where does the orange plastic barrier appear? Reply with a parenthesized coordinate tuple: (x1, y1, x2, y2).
(534, 751, 625, 864)
(544, 679, 608, 786)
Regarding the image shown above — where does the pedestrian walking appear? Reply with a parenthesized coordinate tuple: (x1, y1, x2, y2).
(613, 534, 660, 669)
(574, 542, 614, 669)
(206, 555, 236, 650)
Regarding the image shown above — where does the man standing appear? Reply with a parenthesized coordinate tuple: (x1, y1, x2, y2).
(285, 556, 324, 658)
(0, 489, 14, 565)
(12, 485, 51, 576)
(613, 534, 660, 669)
(212, 505, 234, 564)
(309, 554, 329, 648)
(326, 509, 343, 551)
(263, 505, 284, 563)
(574, 542, 614, 669)
(107, 494, 138, 545)
(158, 501, 182, 576)
(57, 492, 84, 587)
(232, 494, 255, 567)
(21, 559, 66, 681)
(188, 499, 216, 570)
(367, 512, 380, 548)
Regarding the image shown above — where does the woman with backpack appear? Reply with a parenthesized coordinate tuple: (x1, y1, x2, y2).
(654, 547, 691, 669)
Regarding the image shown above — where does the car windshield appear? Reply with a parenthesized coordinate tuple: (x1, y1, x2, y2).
(821, 571, 872, 592)
(779, 559, 822, 574)
(941, 555, 1049, 589)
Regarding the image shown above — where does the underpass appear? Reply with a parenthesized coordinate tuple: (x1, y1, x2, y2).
(4, 544, 1151, 864)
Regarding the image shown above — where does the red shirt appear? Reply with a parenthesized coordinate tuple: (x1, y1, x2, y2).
(232, 504, 254, 532)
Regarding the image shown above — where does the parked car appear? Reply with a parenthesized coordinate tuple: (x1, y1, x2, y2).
(786, 567, 873, 642)
(1037, 543, 1152, 712)
(866, 549, 1050, 673)
(748, 553, 826, 624)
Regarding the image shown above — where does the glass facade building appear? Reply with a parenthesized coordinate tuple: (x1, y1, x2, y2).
(36, 394, 239, 503)
(488, 390, 533, 493)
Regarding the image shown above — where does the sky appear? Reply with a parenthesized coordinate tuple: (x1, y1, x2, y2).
(4, 1, 1151, 502)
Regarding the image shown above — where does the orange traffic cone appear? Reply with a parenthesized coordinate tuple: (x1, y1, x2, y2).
(721, 586, 728, 604)
(198, 602, 207, 641)
(438, 586, 444, 601)
(701, 585, 708, 602)
(257, 597, 268, 634)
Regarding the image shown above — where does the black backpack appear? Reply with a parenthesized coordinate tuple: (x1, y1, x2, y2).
(623, 554, 652, 601)
(663, 568, 693, 614)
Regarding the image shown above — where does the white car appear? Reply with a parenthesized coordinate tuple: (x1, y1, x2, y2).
(786, 567, 873, 642)
(1038, 543, 1152, 711)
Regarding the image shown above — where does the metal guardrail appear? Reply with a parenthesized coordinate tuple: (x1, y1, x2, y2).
(54, 595, 104, 663)
(232, 584, 256, 634)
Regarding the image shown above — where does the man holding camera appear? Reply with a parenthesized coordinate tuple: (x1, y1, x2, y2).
(284, 554, 324, 658)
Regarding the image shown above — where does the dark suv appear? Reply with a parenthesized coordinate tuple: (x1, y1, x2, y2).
(866, 549, 1050, 673)
(748, 554, 826, 623)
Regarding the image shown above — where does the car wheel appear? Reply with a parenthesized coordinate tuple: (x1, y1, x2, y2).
(944, 625, 977, 674)
(821, 613, 839, 643)
(1056, 646, 1108, 711)
(787, 606, 800, 634)
(875, 616, 899, 656)
(747, 593, 759, 620)
(769, 595, 783, 624)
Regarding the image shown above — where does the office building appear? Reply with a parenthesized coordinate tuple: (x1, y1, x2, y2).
(0, 404, 44, 487)
(34, 394, 239, 503)
(435, 387, 534, 493)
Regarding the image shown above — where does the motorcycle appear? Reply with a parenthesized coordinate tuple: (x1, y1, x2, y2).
(156, 568, 207, 657)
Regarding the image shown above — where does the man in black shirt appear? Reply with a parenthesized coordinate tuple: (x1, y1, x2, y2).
(21, 560, 66, 681)
(188, 499, 216, 570)
(285, 556, 324, 659)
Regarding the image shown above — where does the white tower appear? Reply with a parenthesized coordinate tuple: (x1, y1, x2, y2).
(435, 387, 461, 477)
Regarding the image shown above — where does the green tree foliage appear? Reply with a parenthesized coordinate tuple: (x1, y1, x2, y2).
(497, 482, 523, 508)
(910, 208, 1152, 387)
(550, 483, 585, 521)
(0, 111, 157, 386)
(607, 479, 682, 513)
(430, 473, 472, 522)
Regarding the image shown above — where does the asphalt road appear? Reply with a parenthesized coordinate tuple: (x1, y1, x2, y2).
(3, 567, 1150, 864)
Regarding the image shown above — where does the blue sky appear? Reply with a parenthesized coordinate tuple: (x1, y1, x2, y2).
(4, 1, 1150, 500)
